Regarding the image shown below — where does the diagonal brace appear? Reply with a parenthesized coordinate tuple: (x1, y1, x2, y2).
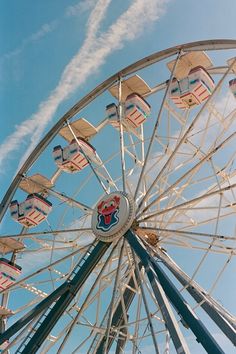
(125, 230, 224, 354)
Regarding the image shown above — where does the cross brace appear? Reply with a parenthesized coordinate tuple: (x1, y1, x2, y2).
(125, 230, 224, 354)
(0, 241, 110, 353)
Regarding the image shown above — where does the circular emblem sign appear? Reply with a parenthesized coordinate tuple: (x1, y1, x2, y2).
(91, 192, 134, 242)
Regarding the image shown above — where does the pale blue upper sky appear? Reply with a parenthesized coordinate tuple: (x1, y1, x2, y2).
(0, 0, 236, 199)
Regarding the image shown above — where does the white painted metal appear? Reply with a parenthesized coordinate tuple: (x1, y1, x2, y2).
(1, 40, 236, 353)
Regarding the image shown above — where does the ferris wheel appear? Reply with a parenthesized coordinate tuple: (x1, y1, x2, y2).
(0, 39, 236, 353)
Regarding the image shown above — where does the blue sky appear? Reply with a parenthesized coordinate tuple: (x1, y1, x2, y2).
(0, 1, 236, 353)
(1, 0, 236, 196)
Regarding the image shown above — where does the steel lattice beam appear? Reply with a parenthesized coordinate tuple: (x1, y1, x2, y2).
(154, 249, 236, 345)
(135, 256, 190, 354)
(0, 241, 110, 353)
(125, 230, 224, 354)
(19, 241, 110, 354)
(0, 282, 69, 345)
(95, 272, 138, 354)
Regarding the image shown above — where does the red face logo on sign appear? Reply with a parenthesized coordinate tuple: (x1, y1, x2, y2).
(96, 195, 120, 232)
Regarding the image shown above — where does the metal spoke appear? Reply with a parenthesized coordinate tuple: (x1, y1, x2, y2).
(144, 262, 190, 354)
(126, 231, 225, 354)
(151, 247, 236, 343)
(137, 130, 236, 218)
(56, 242, 118, 353)
(139, 226, 236, 242)
(24, 175, 93, 213)
(0, 246, 88, 296)
(131, 248, 160, 354)
(104, 239, 125, 353)
(134, 50, 182, 202)
(139, 182, 236, 222)
(136, 57, 236, 214)
(0, 227, 92, 239)
(0, 41, 236, 354)
(67, 121, 109, 194)
(118, 76, 127, 192)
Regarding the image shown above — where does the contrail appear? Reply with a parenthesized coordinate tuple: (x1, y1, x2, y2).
(0, 21, 58, 62)
(0, 0, 112, 172)
(0, 0, 96, 63)
(0, 0, 168, 174)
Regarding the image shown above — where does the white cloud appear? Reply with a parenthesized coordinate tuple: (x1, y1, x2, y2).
(0, 21, 58, 62)
(66, 0, 97, 17)
(29, 22, 58, 42)
(0, 0, 97, 63)
(0, 0, 168, 175)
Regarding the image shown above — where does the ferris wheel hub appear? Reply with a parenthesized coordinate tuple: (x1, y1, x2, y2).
(91, 192, 135, 242)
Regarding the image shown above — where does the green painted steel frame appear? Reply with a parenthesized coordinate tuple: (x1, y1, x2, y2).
(0, 241, 110, 353)
(0, 282, 69, 345)
(19, 241, 110, 354)
(125, 230, 225, 354)
(95, 269, 140, 353)
(155, 249, 236, 345)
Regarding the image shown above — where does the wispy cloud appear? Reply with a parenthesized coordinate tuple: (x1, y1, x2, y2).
(0, 21, 58, 62)
(0, 0, 168, 174)
(66, 0, 97, 17)
(0, 0, 96, 63)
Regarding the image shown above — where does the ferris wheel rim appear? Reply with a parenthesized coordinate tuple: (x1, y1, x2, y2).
(1, 38, 236, 222)
(0, 39, 236, 353)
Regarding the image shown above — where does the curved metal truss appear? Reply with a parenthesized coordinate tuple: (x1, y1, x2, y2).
(0, 40, 236, 353)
